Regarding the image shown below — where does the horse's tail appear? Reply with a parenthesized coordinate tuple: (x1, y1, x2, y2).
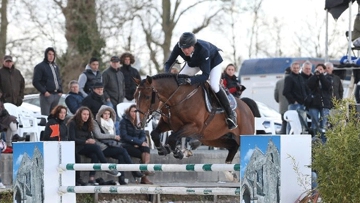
(240, 97, 261, 117)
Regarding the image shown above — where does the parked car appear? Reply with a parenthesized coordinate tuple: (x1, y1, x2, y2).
(21, 94, 73, 116)
(255, 101, 282, 134)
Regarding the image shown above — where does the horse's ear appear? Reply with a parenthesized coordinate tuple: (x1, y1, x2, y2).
(133, 77, 141, 85)
(146, 76, 153, 84)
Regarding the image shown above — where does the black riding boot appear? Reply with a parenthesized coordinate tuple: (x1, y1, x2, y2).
(216, 90, 238, 130)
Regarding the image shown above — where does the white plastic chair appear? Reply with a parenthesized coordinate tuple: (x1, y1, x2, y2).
(283, 110, 302, 135)
(254, 117, 276, 134)
(4, 103, 40, 141)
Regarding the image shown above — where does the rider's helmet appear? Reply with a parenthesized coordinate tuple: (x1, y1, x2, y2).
(178, 32, 197, 49)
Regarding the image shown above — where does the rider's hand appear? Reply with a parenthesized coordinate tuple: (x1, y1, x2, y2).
(177, 78, 191, 86)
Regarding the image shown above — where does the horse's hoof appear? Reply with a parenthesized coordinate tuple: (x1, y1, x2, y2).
(189, 139, 201, 150)
(173, 149, 184, 159)
(157, 147, 168, 156)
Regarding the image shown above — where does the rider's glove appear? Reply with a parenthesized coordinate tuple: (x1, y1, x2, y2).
(177, 78, 191, 86)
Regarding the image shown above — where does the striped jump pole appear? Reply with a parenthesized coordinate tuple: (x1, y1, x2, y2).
(58, 186, 240, 196)
(58, 163, 240, 172)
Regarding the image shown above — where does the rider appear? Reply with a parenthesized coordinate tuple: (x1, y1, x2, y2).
(164, 32, 237, 130)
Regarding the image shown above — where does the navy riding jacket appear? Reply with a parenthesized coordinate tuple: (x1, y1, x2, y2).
(164, 39, 223, 84)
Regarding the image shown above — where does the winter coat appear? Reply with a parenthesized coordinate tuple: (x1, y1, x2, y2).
(119, 65, 141, 101)
(78, 64, 102, 97)
(119, 114, 146, 147)
(307, 74, 332, 109)
(222, 73, 241, 97)
(43, 115, 68, 141)
(274, 74, 290, 114)
(164, 39, 223, 84)
(32, 47, 63, 94)
(68, 120, 94, 153)
(92, 105, 117, 151)
(283, 72, 310, 105)
(0, 66, 25, 106)
(65, 92, 84, 114)
(102, 67, 125, 107)
(325, 73, 344, 101)
(81, 91, 106, 117)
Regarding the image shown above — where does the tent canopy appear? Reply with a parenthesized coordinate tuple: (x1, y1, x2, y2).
(325, 0, 356, 19)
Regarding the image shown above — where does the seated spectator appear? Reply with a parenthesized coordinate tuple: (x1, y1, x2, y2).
(92, 105, 144, 185)
(221, 63, 245, 98)
(120, 104, 153, 184)
(67, 106, 120, 186)
(0, 102, 21, 147)
(65, 80, 84, 114)
(43, 105, 68, 141)
(81, 82, 106, 117)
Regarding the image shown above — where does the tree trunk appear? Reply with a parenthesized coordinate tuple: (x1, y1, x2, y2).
(56, 0, 105, 92)
(0, 0, 8, 58)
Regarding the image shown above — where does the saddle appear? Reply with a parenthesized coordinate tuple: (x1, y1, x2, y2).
(202, 83, 237, 113)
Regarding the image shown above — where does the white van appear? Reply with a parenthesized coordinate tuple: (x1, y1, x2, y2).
(238, 57, 349, 112)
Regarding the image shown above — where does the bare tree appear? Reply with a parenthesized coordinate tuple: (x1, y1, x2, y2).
(0, 0, 8, 58)
(135, 0, 226, 73)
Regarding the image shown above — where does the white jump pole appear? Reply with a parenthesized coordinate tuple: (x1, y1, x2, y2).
(58, 163, 240, 172)
(58, 186, 240, 196)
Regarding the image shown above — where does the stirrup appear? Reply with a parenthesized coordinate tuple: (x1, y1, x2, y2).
(226, 118, 238, 130)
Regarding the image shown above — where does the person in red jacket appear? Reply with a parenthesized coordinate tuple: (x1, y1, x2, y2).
(221, 64, 245, 98)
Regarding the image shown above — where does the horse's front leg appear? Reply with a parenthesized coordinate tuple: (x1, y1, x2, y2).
(151, 118, 171, 156)
(168, 123, 200, 160)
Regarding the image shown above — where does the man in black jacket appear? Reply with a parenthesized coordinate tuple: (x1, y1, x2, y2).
(81, 82, 106, 117)
(32, 47, 63, 115)
(283, 62, 310, 133)
(119, 53, 141, 101)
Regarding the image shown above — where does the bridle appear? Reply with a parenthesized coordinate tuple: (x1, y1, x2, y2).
(135, 80, 200, 128)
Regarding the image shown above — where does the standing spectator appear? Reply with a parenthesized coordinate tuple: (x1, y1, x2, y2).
(300, 60, 313, 81)
(0, 55, 25, 106)
(43, 105, 68, 141)
(274, 67, 291, 134)
(120, 104, 153, 184)
(68, 106, 120, 186)
(78, 57, 102, 97)
(324, 62, 344, 104)
(102, 56, 125, 109)
(283, 62, 310, 133)
(221, 63, 244, 98)
(306, 64, 331, 142)
(32, 47, 63, 115)
(65, 80, 84, 114)
(81, 82, 106, 117)
(119, 53, 141, 102)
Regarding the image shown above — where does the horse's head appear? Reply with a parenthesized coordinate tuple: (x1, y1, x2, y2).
(134, 73, 192, 128)
(134, 76, 159, 128)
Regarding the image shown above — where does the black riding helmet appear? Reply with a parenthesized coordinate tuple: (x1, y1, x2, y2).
(178, 32, 197, 49)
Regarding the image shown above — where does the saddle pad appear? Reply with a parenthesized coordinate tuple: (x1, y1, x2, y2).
(203, 89, 237, 113)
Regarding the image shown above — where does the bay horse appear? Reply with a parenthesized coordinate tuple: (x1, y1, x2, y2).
(134, 73, 255, 165)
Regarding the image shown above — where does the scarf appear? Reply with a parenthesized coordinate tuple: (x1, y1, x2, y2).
(100, 118, 114, 134)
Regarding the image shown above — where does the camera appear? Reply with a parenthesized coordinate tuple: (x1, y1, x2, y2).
(315, 70, 321, 75)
